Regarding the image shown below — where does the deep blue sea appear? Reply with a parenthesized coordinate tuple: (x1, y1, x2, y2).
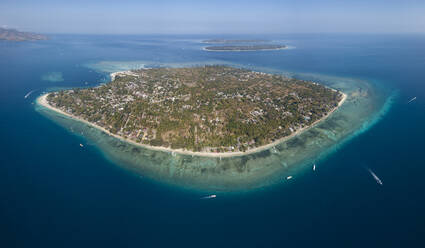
(1, 34, 424, 247)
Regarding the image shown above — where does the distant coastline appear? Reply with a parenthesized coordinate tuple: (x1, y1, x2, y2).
(0, 27, 47, 41)
(37, 88, 346, 158)
(202, 39, 270, 44)
(203, 45, 287, 52)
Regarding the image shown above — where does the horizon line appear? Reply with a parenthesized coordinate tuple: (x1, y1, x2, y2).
(37, 31, 425, 36)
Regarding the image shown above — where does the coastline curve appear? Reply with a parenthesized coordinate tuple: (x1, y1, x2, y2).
(35, 69, 391, 192)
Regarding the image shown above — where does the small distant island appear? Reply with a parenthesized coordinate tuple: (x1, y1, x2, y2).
(39, 66, 345, 157)
(0, 27, 47, 41)
(204, 45, 286, 51)
(202, 39, 269, 44)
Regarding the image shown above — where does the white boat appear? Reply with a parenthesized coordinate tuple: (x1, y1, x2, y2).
(313, 164, 316, 171)
(201, 194, 217, 199)
(24, 90, 35, 99)
(79, 143, 84, 147)
(286, 176, 293, 180)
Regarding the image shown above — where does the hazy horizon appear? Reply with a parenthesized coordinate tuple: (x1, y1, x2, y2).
(1, 0, 424, 34)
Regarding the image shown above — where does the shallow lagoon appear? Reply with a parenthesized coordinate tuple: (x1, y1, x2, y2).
(36, 62, 394, 192)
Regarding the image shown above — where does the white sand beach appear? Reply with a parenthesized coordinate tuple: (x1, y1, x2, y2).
(37, 91, 347, 158)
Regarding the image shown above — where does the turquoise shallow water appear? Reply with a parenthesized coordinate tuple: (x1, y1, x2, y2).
(36, 66, 392, 192)
(1, 34, 425, 247)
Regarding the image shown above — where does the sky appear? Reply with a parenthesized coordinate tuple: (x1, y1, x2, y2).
(1, 0, 424, 34)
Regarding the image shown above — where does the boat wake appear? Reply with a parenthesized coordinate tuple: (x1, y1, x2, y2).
(24, 89, 36, 99)
(201, 194, 216, 199)
(366, 167, 383, 185)
(407, 97, 416, 104)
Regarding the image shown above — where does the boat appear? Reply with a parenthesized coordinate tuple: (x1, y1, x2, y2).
(24, 90, 35, 99)
(313, 164, 316, 171)
(79, 143, 84, 147)
(201, 194, 217, 199)
(286, 176, 293, 180)
(367, 168, 383, 185)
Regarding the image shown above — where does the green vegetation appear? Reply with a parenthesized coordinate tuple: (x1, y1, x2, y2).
(47, 66, 342, 153)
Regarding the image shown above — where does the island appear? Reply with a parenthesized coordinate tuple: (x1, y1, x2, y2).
(0, 27, 47, 41)
(202, 39, 269, 44)
(204, 45, 286, 51)
(39, 66, 345, 157)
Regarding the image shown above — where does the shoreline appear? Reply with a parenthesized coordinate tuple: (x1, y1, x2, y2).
(37, 91, 347, 158)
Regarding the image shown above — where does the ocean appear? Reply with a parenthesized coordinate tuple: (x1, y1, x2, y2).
(0, 34, 424, 247)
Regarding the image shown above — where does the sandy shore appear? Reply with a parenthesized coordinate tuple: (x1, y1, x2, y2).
(37, 92, 347, 158)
